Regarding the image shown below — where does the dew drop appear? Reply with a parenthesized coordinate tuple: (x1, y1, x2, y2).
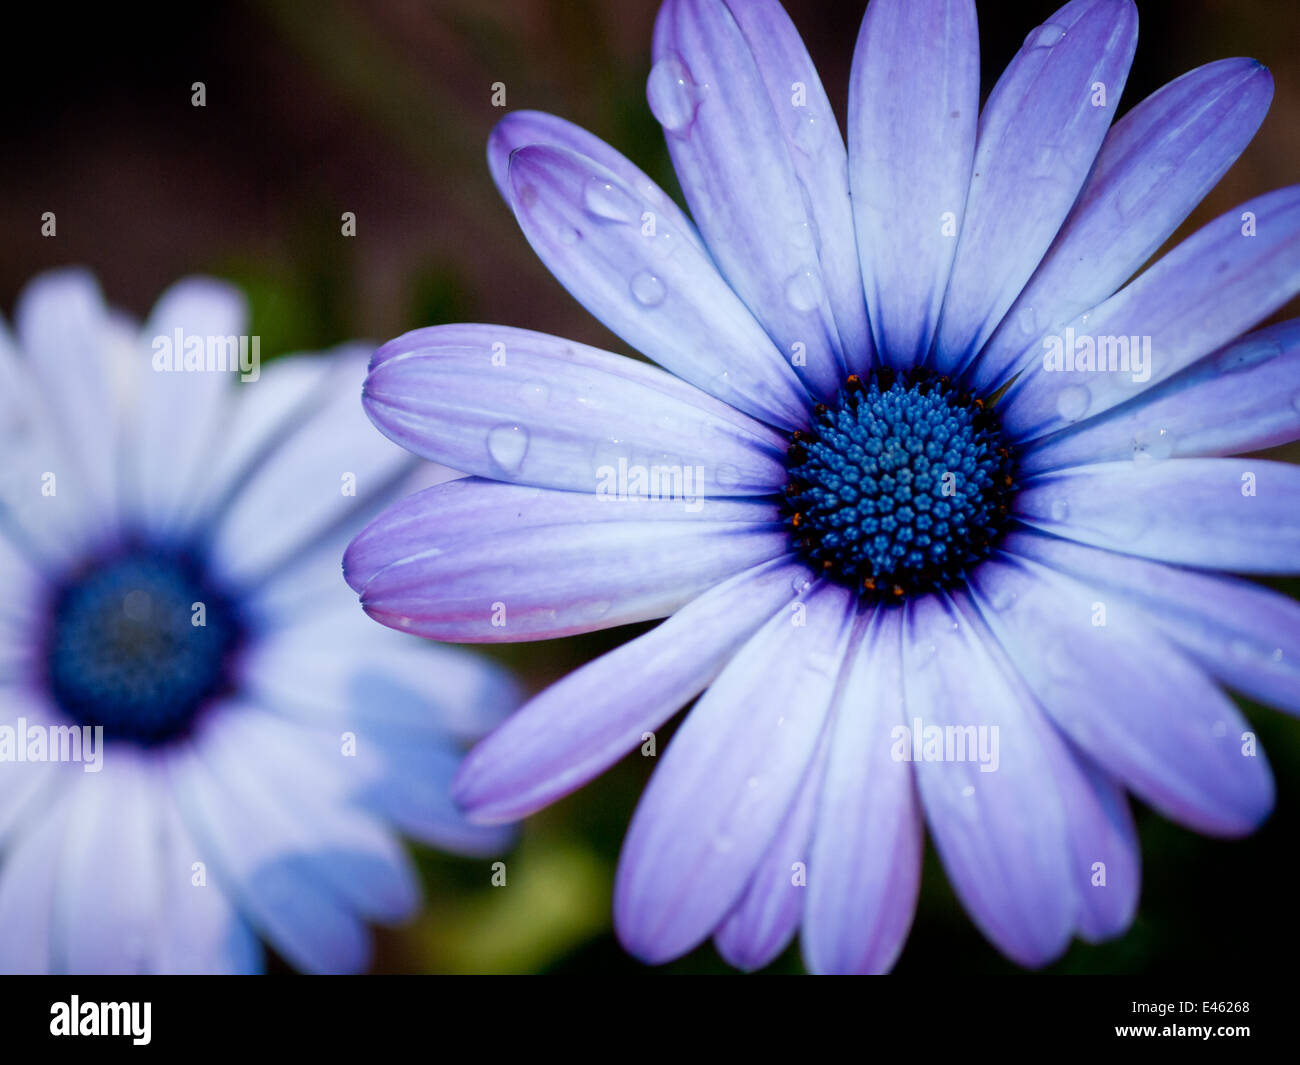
(647, 54, 700, 134)
(1026, 22, 1067, 49)
(1049, 498, 1070, 523)
(785, 267, 824, 313)
(1130, 426, 1173, 465)
(1291, 390, 1300, 415)
(986, 585, 1018, 612)
(1017, 306, 1041, 336)
(630, 271, 666, 307)
(1215, 336, 1280, 373)
(487, 423, 529, 472)
(518, 380, 550, 409)
(961, 784, 976, 799)
(555, 224, 580, 246)
(715, 462, 741, 486)
(791, 106, 823, 154)
(583, 177, 639, 224)
(1055, 384, 1091, 421)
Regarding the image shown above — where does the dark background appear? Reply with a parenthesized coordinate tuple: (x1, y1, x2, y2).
(3, 0, 1298, 973)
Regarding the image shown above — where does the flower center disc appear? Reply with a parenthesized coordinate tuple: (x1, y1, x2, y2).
(784, 369, 1016, 598)
(44, 549, 245, 746)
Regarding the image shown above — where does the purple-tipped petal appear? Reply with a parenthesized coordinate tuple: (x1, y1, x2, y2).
(650, 0, 849, 399)
(1003, 528, 1300, 716)
(452, 557, 810, 823)
(849, 0, 978, 368)
(362, 323, 787, 495)
(1020, 320, 1300, 473)
(506, 143, 810, 429)
(975, 58, 1274, 392)
(487, 109, 706, 256)
(1015, 458, 1300, 573)
(712, 733, 826, 972)
(934, 0, 1138, 372)
(902, 592, 1074, 967)
(613, 580, 855, 964)
(359, 505, 789, 643)
(344, 478, 778, 595)
(1001, 185, 1300, 439)
(803, 607, 922, 975)
(970, 555, 1274, 836)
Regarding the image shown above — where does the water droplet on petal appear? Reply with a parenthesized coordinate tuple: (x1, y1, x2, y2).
(1131, 425, 1173, 465)
(518, 380, 550, 409)
(1026, 22, 1067, 49)
(785, 267, 824, 312)
(487, 423, 529, 472)
(555, 224, 580, 246)
(647, 54, 700, 134)
(791, 106, 823, 154)
(715, 462, 741, 487)
(583, 176, 639, 224)
(1056, 384, 1091, 421)
(630, 271, 666, 307)
(986, 585, 1017, 612)
(1017, 306, 1041, 336)
(1290, 390, 1300, 415)
(1215, 336, 1280, 373)
(1049, 498, 1070, 523)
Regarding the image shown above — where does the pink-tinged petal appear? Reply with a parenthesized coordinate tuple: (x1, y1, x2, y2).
(454, 557, 810, 823)
(358, 501, 790, 643)
(614, 580, 855, 964)
(850, 0, 978, 368)
(362, 323, 787, 496)
(345, 478, 778, 596)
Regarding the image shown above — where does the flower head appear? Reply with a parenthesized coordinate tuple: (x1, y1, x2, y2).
(350, 0, 1300, 972)
(0, 270, 517, 974)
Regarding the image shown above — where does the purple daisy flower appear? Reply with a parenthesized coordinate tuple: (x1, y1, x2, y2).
(0, 270, 517, 974)
(348, 0, 1300, 972)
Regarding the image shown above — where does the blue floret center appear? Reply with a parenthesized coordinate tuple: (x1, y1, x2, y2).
(44, 548, 245, 746)
(784, 369, 1016, 598)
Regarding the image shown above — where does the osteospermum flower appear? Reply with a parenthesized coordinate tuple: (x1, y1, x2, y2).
(0, 270, 517, 974)
(348, 0, 1300, 972)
